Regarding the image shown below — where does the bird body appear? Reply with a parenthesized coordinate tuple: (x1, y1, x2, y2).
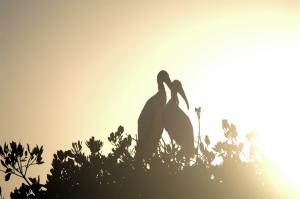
(137, 90, 166, 157)
(136, 70, 171, 160)
(163, 80, 195, 158)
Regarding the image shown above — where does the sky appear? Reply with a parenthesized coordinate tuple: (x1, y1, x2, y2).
(1, 0, 300, 197)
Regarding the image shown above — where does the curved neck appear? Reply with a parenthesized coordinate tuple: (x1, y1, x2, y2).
(170, 90, 179, 104)
(158, 80, 165, 91)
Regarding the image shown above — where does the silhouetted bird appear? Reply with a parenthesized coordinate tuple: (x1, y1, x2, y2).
(163, 80, 195, 158)
(136, 70, 172, 161)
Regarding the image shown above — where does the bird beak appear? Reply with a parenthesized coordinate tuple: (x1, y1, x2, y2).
(178, 86, 189, 110)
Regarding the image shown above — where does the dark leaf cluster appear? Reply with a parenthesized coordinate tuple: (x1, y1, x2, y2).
(0, 142, 45, 199)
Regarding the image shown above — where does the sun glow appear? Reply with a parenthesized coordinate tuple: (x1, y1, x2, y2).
(230, 39, 300, 191)
(182, 32, 300, 191)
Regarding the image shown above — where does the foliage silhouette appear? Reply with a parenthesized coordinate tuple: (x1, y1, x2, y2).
(0, 141, 45, 199)
(0, 122, 290, 199)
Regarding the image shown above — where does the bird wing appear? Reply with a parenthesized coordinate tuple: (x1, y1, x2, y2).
(138, 92, 165, 144)
(138, 96, 154, 141)
(163, 102, 194, 154)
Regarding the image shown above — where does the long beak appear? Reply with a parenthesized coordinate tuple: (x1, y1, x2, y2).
(178, 86, 189, 110)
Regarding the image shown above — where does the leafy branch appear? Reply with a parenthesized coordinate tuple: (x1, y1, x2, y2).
(0, 142, 44, 186)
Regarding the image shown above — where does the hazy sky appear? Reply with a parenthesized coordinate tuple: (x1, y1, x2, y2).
(1, 1, 300, 196)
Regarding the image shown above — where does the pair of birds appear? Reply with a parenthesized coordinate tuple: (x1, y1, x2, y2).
(136, 70, 195, 161)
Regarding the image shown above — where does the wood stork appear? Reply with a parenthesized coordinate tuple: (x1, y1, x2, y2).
(136, 70, 172, 161)
(163, 80, 195, 158)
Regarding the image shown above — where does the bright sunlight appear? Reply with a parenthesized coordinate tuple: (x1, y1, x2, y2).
(186, 32, 300, 190)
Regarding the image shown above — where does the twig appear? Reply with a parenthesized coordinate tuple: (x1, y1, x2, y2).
(195, 107, 202, 159)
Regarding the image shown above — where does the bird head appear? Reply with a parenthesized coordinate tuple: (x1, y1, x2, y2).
(157, 70, 172, 89)
(172, 80, 189, 110)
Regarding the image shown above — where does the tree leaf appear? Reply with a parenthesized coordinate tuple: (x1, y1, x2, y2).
(222, 119, 229, 130)
(4, 143, 8, 153)
(5, 172, 11, 181)
(5, 157, 10, 165)
(0, 146, 3, 155)
(16, 143, 23, 157)
(37, 161, 44, 165)
(29, 177, 36, 184)
(200, 143, 205, 153)
(10, 141, 17, 152)
(205, 135, 210, 146)
(27, 144, 30, 153)
(39, 146, 44, 154)
(230, 124, 238, 139)
(32, 146, 39, 155)
(0, 160, 6, 167)
(5, 168, 12, 173)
